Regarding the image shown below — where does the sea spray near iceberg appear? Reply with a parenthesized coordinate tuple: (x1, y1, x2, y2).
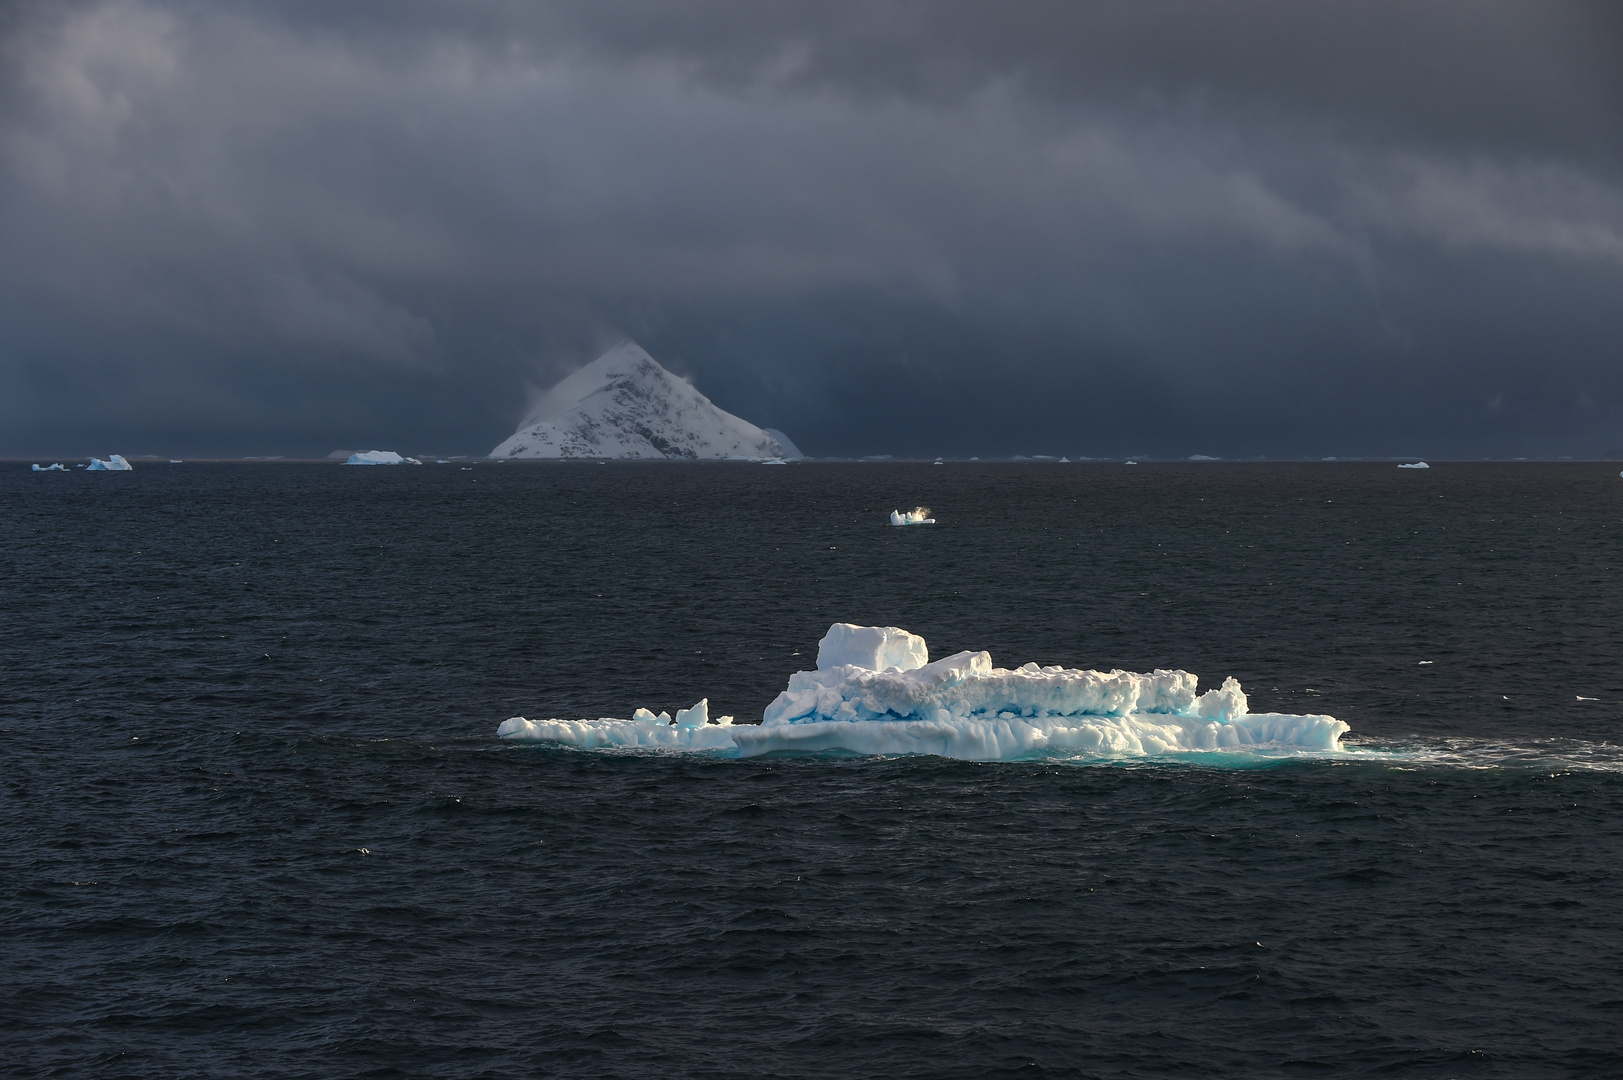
(497, 624, 1349, 761)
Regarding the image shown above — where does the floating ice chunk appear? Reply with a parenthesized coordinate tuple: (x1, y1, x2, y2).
(816, 623, 929, 673)
(31, 463, 67, 471)
(499, 699, 733, 750)
(760, 458, 788, 465)
(345, 450, 406, 465)
(86, 455, 132, 471)
(890, 507, 935, 526)
(497, 715, 738, 750)
(1398, 461, 1430, 469)
(498, 624, 1348, 761)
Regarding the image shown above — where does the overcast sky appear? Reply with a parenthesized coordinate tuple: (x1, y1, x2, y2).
(3, 0, 1621, 458)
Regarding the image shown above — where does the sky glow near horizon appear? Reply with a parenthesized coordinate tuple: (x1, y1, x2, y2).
(2, 1, 1621, 458)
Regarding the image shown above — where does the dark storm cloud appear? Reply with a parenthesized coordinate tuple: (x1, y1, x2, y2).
(1, 0, 1621, 457)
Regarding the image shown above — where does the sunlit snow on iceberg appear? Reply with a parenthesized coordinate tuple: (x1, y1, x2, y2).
(497, 623, 1350, 762)
(890, 507, 936, 526)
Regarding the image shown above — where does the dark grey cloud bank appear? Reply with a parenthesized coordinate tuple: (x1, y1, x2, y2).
(2, 0, 1621, 457)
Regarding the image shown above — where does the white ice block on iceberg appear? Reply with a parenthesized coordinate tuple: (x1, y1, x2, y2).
(816, 623, 930, 674)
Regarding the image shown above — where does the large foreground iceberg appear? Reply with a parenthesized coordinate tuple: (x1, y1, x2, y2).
(86, 455, 133, 471)
(345, 450, 413, 465)
(497, 624, 1349, 761)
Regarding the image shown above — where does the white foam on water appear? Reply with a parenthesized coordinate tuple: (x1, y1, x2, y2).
(498, 623, 1350, 762)
(1333, 737, 1623, 773)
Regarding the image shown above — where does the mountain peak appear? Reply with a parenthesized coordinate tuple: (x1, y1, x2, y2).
(490, 342, 798, 460)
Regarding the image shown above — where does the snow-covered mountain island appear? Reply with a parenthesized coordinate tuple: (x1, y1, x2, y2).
(490, 342, 801, 460)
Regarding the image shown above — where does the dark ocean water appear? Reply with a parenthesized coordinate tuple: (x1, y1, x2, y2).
(3, 461, 1622, 1079)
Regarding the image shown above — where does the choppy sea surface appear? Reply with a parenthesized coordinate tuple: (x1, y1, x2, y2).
(4, 461, 1622, 1079)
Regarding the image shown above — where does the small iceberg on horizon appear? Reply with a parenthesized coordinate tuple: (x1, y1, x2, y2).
(86, 455, 133, 471)
(1398, 461, 1430, 469)
(890, 507, 936, 526)
(31, 463, 67, 472)
(497, 623, 1349, 762)
(345, 450, 408, 465)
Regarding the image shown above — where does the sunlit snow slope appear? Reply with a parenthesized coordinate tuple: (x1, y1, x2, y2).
(491, 342, 796, 460)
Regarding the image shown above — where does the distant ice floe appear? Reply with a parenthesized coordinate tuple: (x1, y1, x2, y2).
(1398, 461, 1430, 469)
(497, 623, 1349, 762)
(31, 463, 67, 471)
(345, 450, 421, 465)
(86, 455, 133, 471)
(890, 507, 935, 526)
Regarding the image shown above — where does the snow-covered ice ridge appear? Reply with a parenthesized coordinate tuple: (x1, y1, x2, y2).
(497, 623, 1349, 761)
(490, 342, 800, 461)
